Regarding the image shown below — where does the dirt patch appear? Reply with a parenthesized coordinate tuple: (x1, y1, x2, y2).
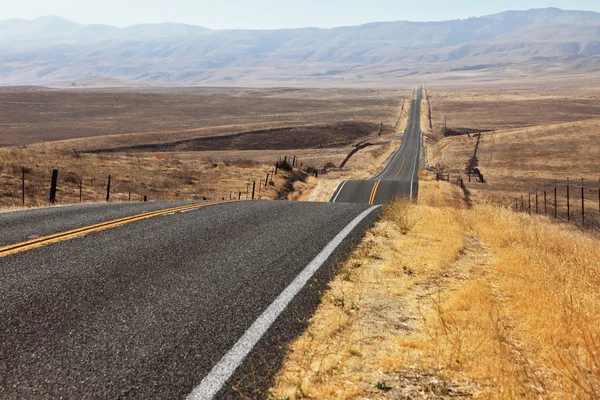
(85, 122, 380, 154)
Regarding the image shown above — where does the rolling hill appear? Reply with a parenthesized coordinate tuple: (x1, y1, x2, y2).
(1, 8, 600, 86)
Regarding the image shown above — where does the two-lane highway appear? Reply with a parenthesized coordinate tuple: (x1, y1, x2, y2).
(331, 86, 423, 204)
(0, 200, 379, 399)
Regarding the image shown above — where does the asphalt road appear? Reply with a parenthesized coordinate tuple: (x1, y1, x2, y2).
(0, 200, 380, 399)
(331, 86, 423, 205)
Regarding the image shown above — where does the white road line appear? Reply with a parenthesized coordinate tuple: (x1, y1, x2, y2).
(186, 206, 381, 400)
(330, 180, 348, 202)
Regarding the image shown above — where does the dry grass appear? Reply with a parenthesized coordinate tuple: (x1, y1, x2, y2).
(427, 88, 600, 229)
(0, 147, 285, 207)
(271, 182, 469, 399)
(270, 180, 600, 399)
(0, 87, 405, 149)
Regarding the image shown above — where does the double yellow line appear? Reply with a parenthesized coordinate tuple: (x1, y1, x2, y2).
(0, 201, 235, 258)
(368, 180, 381, 205)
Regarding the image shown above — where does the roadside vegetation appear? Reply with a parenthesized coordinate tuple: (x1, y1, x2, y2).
(271, 180, 600, 399)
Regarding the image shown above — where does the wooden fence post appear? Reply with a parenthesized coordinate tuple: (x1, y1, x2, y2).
(106, 175, 111, 202)
(49, 169, 58, 204)
(21, 167, 25, 206)
(252, 182, 256, 200)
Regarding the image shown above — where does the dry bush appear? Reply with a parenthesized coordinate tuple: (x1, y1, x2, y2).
(383, 197, 419, 234)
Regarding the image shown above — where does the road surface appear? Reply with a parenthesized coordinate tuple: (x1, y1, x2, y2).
(0, 200, 379, 399)
(331, 86, 423, 204)
(1, 86, 424, 399)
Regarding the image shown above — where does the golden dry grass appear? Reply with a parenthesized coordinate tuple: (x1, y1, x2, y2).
(427, 89, 600, 228)
(0, 147, 284, 207)
(271, 180, 600, 399)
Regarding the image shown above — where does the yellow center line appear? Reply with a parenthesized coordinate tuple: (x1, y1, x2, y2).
(368, 180, 382, 205)
(0, 201, 237, 258)
(393, 158, 407, 180)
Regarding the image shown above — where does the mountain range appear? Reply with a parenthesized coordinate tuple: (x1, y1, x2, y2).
(1, 8, 600, 86)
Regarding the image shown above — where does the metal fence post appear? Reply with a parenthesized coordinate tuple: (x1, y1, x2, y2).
(554, 185, 557, 218)
(252, 181, 256, 200)
(581, 178, 585, 226)
(567, 178, 570, 222)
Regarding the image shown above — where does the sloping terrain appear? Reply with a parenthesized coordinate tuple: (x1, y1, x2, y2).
(87, 122, 380, 153)
(0, 87, 401, 148)
(2, 8, 600, 85)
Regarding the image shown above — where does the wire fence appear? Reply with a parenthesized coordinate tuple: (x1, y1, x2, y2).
(1, 154, 322, 208)
(437, 173, 600, 231)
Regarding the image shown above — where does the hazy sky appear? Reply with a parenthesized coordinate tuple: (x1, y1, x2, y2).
(2, 0, 600, 29)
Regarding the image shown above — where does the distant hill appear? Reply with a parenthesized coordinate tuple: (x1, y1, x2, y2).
(1, 8, 600, 86)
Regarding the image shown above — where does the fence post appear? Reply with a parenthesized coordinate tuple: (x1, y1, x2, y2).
(128, 190, 131, 202)
(535, 189, 539, 214)
(544, 189, 547, 215)
(265, 173, 270, 187)
(80, 180, 83, 203)
(106, 175, 111, 202)
(49, 169, 59, 204)
(554, 185, 557, 218)
(252, 181, 256, 200)
(238, 192, 242, 200)
(567, 178, 570, 222)
(581, 178, 585, 226)
(521, 195, 524, 212)
(292, 156, 296, 167)
(246, 183, 250, 199)
(143, 195, 147, 202)
(21, 167, 25, 206)
(275, 162, 279, 176)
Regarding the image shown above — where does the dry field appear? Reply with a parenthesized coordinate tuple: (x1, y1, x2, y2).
(271, 181, 600, 399)
(0, 87, 409, 208)
(426, 87, 600, 228)
(0, 87, 404, 148)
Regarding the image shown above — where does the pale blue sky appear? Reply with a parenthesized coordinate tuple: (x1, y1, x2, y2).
(2, 0, 600, 29)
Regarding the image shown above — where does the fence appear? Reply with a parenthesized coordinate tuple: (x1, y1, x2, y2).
(437, 173, 600, 230)
(2, 153, 323, 208)
(511, 179, 600, 229)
